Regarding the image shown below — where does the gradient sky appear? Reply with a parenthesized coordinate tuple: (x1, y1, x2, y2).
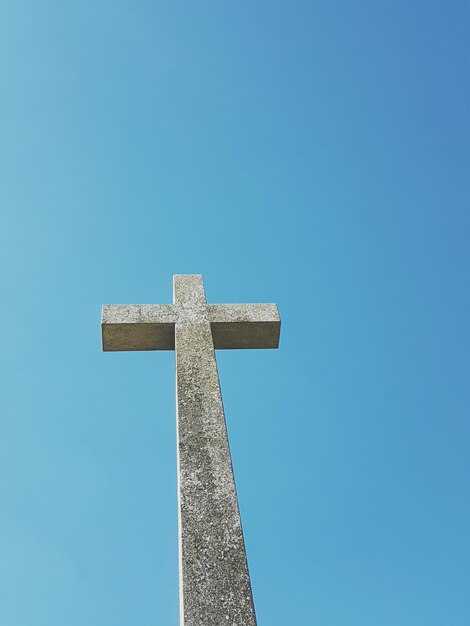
(0, 2, 469, 625)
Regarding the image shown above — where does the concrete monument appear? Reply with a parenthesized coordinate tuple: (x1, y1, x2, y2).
(102, 274, 281, 626)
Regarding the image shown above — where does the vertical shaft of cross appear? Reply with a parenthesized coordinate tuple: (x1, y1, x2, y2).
(174, 275, 257, 626)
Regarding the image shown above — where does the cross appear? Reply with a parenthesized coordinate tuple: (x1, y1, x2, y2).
(102, 274, 281, 626)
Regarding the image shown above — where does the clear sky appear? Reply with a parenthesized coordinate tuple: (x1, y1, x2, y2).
(0, 1, 469, 625)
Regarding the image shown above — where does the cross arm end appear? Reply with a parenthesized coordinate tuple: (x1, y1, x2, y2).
(208, 304, 281, 350)
(101, 304, 176, 351)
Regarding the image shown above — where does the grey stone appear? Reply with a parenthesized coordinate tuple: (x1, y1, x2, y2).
(101, 275, 281, 626)
(101, 304, 176, 351)
(101, 302, 280, 352)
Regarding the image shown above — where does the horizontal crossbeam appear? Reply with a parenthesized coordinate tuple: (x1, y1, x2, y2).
(102, 302, 280, 351)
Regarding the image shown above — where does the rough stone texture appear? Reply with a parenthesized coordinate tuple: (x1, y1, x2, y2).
(101, 275, 281, 626)
(102, 302, 280, 352)
(102, 304, 176, 351)
(209, 304, 280, 350)
(175, 275, 258, 626)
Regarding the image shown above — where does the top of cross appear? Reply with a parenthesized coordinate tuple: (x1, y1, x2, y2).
(102, 274, 281, 352)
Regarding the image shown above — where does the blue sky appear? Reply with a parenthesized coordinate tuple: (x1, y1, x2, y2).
(0, 1, 469, 624)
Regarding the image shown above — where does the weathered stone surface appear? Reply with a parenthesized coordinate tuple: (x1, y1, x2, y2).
(174, 275, 257, 626)
(101, 299, 280, 352)
(209, 303, 280, 349)
(101, 275, 281, 626)
(102, 304, 176, 351)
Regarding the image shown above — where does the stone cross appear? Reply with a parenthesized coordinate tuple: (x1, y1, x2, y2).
(101, 274, 281, 626)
